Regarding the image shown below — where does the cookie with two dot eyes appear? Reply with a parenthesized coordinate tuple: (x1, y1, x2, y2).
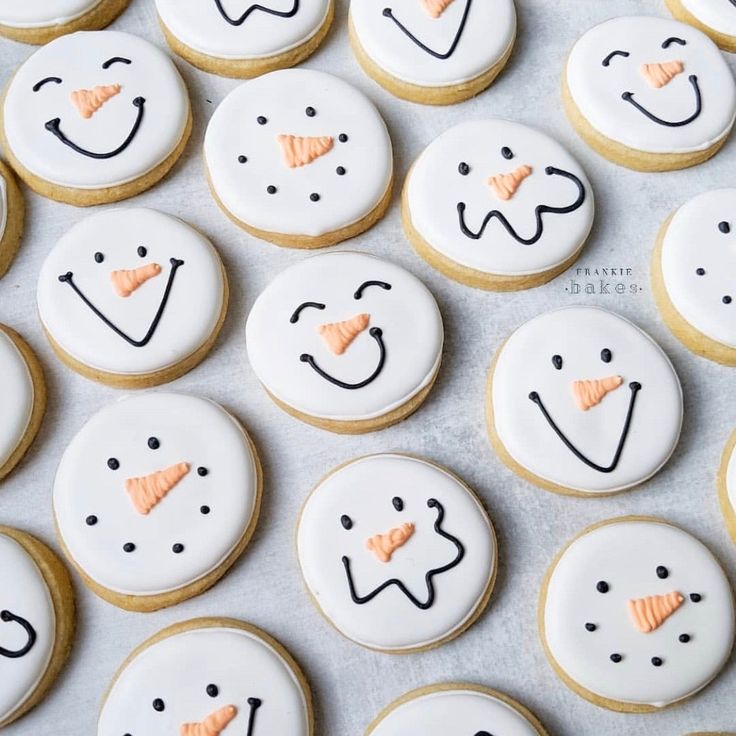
(1, 31, 191, 206)
(204, 69, 393, 248)
(403, 119, 594, 291)
(652, 189, 736, 366)
(52, 392, 262, 612)
(156, 0, 334, 79)
(0, 160, 25, 279)
(297, 454, 497, 653)
(349, 0, 516, 105)
(563, 16, 736, 171)
(717, 430, 736, 546)
(486, 306, 683, 497)
(246, 252, 443, 434)
(540, 517, 735, 712)
(98, 618, 313, 736)
(666, 0, 736, 52)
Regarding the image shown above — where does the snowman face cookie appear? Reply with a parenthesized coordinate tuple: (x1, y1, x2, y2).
(542, 518, 735, 709)
(53, 393, 260, 606)
(297, 454, 496, 652)
(3, 31, 190, 190)
(566, 16, 736, 154)
(0, 0, 105, 29)
(0, 328, 34, 472)
(489, 307, 682, 495)
(406, 120, 593, 282)
(98, 620, 311, 736)
(679, 0, 736, 40)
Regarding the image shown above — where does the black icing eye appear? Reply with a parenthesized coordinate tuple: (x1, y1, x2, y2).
(392, 496, 404, 511)
(501, 146, 513, 160)
(338, 133, 348, 143)
(651, 656, 663, 667)
(206, 684, 219, 698)
(33, 76, 62, 92)
(679, 633, 691, 643)
(152, 698, 165, 712)
(147, 436, 160, 449)
(197, 466, 208, 477)
(596, 580, 609, 593)
(690, 593, 702, 602)
(200, 505, 211, 515)
(600, 348, 612, 363)
(696, 267, 706, 276)
(602, 49, 630, 67)
(662, 37, 686, 48)
(310, 193, 320, 202)
(86, 515, 98, 526)
(123, 542, 135, 553)
(305, 106, 316, 117)
(336, 166, 346, 176)
(610, 653, 622, 663)
(172, 543, 184, 554)
(724, 296, 733, 305)
(718, 221, 731, 234)
(585, 622, 597, 631)
(458, 162, 470, 175)
(107, 457, 120, 470)
(102, 56, 132, 69)
(474, 732, 493, 736)
(341, 514, 353, 530)
(267, 185, 277, 194)
(94, 251, 104, 263)
(290, 302, 326, 323)
(552, 354, 563, 370)
(137, 246, 147, 258)
(656, 565, 669, 579)
(257, 116, 268, 125)
(238, 155, 247, 164)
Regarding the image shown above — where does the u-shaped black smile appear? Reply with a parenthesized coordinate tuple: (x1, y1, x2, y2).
(0, 609, 37, 659)
(457, 166, 587, 245)
(44, 96, 145, 159)
(622, 75, 702, 127)
(57, 257, 184, 348)
(528, 381, 642, 473)
(213, 0, 299, 26)
(299, 327, 386, 390)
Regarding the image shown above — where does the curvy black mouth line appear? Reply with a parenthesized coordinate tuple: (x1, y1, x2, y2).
(622, 75, 702, 128)
(245, 697, 262, 736)
(457, 166, 587, 244)
(57, 257, 184, 348)
(44, 96, 145, 159)
(528, 381, 642, 473)
(300, 327, 385, 390)
(214, 0, 299, 26)
(342, 498, 465, 610)
(382, 0, 472, 60)
(0, 609, 37, 659)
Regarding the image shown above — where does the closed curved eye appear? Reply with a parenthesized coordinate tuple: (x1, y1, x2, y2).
(602, 49, 630, 67)
(289, 301, 325, 323)
(354, 280, 392, 300)
(102, 56, 132, 69)
(33, 76, 62, 92)
(662, 37, 686, 48)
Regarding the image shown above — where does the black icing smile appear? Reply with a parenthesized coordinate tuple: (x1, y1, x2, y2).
(214, 0, 299, 26)
(0, 609, 37, 659)
(622, 75, 702, 127)
(44, 96, 145, 159)
(457, 166, 587, 244)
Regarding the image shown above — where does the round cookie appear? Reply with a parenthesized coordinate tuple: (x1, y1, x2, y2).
(366, 683, 548, 736)
(37, 208, 228, 388)
(0, 526, 75, 729)
(666, 0, 736, 52)
(0, 324, 46, 481)
(564, 16, 736, 171)
(53, 392, 262, 612)
(0, 160, 25, 279)
(204, 69, 393, 248)
(486, 306, 683, 496)
(717, 429, 736, 545)
(1, 31, 192, 206)
(540, 516, 735, 712)
(246, 251, 443, 433)
(349, 0, 516, 105)
(156, 0, 334, 78)
(297, 454, 497, 653)
(403, 119, 594, 291)
(0, 0, 129, 45)
(652, 189, 736, 366)
(98, 617, 312, 736)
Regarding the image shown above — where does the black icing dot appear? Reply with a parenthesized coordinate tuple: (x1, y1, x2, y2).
(305, 106, 316, 117)
(172, 543, 184, 554)
(596, 581, 609, 594)
(238, 155, 247, 163)
(656, 565, 669, 579)
(147, 436, 160, 450)
(724, 296, 733, 304)
(610, 653, 622, 663)
(501, 146, 514, 160)
(85, 515, 98, 526)
(458, 162, 470, 176)
(257, 115, 267, 125)
(267, 185, 277, 194)
(392, 496, 404, 512)
(207, 684, 219, 698)
(94, 251, 104, 263)
(718, 221, 731, 234)
(341, 514, 353, 530)
(310, 193, 320, 202)
(137, 246, 147, 258)
(475, 732, 493, 736)
(696, 267, 706, 276)
(200, 505, 211, 515)
(123, 542, 135, 553)
(336, 166, 346, 176)
(152, 698, 165, 712)
(338, 133, 348, 143)
(552, 354, 563, 370)
(690, 593, 702, 602)
(585, 622, 597, 632)
(600, 348, 612, 363)
(107, 457, 120, 470)
(679, 633, 691, 643)
(197, 466, 208, 477)
(651, 656, 663, 667)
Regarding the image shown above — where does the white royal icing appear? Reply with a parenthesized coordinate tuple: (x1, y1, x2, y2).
(727, 440, 736, 517)
(0, 0, 103, 28)
(156, 0, 331, 61)
(53, 392, 259, 597)
(681, 0, 736, 38)
(543, 519, 735, 707)
(349, 0, 516, 87)
(204, 69, 393, 238)
(3, 31, 190, 190)
(297, 454, 496, 651)
(660, 189, 736, 348)
(0, 533, 56, 725)
(407, 119, 594, 278)
(37, 208, 226, 378)
(246, 251, 443, 422)
(491, 306, 683, 494)
(566, 16, 736, 154)
(98, 625, 309, 736)
(0, 330, 34, 470)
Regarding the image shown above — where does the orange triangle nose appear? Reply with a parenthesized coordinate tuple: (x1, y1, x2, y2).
(318, 313, 370, 355)
(70, 84, 121, 118)
(110, 263, 162, 297)
(421, 0, 455, 18)
(277, 134, 334, 168)
(571, 375, 623, 411)
(640, 60, 684, 88)
(488, 165, 533, 201)
(125, 462, 190, 515)
(365, 523, 415, 562)
(180, 705, 238, 736)
(627, 591, 685, 633)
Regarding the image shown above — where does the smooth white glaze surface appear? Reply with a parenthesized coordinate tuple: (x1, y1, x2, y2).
(681, 0, 736, 37)
(0, 330, 34, 469)
(0, 0, 102, 28)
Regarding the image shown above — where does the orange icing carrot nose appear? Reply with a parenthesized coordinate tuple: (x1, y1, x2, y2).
(421, 0, 455, 18)
(488, 164, 533, 201)
(640, 60, 684, 88)
(277, 134, 334, 168)
(627, 591, 685, 633)
(571, 375, 623, 411)
(125, 462, 190, 515)
(70, 84, 121, 118)
(180, 705, 238, 736)
(365, 522, 415, 562)
(110, 263, 162, 297)
(318, 313, 370, 355)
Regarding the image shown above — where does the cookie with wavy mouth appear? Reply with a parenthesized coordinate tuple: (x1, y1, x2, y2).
(213, 0, 300, 26)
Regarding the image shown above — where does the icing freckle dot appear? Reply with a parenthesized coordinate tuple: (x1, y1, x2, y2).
(238, 155, 247, 164)
(690, 593, 702, 602)
(107, 457, 120, 470)
(267, 185, 277, 195)
(723, 296, 733, 305)
(718, 221, 731, 234)
(137, 246, 147, 258)
(147, 436, 160, 450)
(392, 496, 404, 511)
(152, 698, 165, 712)
(338, 133, 348, 143)
(310, 193, 320, 202)
(340, 514, 353, 530)
(610, 653, 622, 663)
(596, 580, 609, 593)
(200, 505, 211, 515)
(458, 162, 470, 176)
(651, 656, 663, 667)
(85, 515, 98, 526)
(501, 146, 514, 160)
(679, 633, 691, 643)
(656, 565, 668, 579)
(585, 622, 597, 632)
(123, 542, 135, 553)
(257, 116, 267, 125)
(206, 684, 219, 698)
(336, 166, 346, 176)
(600, 348, 612, 363)
(551, 354, 563, 370)
(172, 543, 184, 554)
(197, 466, 208, 477)
(305, 106, 316, 117)
(696, 268, 705, 276)
(94, 251, 104, 263)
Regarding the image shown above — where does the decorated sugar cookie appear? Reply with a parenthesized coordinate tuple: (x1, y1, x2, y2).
(366, 684, 548, 736)
(541, 517, 735, 711)
(564, 16, 736, 171)
(53, 392, 262, 611)
(487, 306, 683, 496)
(204, 69, 393, 248)
(403, 119, 594, 291)
(156, 0, 334, 78)
(1, 31, 191, 206)
(0, 160, 25, 279)
(0, 526, 75, 729)
(349, 0, 516, 104)
(37, 208, 228, 388)
(297, 454, 496, 652)
(98, 618, 312, 736)
(246, 252, 443, 433)
(667, 0, 736, 52)
(652, 189, 736, 365)
(718, 430, 736, 545)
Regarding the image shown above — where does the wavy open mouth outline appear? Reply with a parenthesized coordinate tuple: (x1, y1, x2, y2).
(0, 609, 36, 659)
(213, 0, 299, 26)
(622, 75, 702, 127)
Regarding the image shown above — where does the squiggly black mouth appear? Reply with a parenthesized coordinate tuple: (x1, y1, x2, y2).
(457, 166, 587, 245)
(622, 75, 702, 127)
(0, 609, 37, 659)
(214, 0, 299, 26)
